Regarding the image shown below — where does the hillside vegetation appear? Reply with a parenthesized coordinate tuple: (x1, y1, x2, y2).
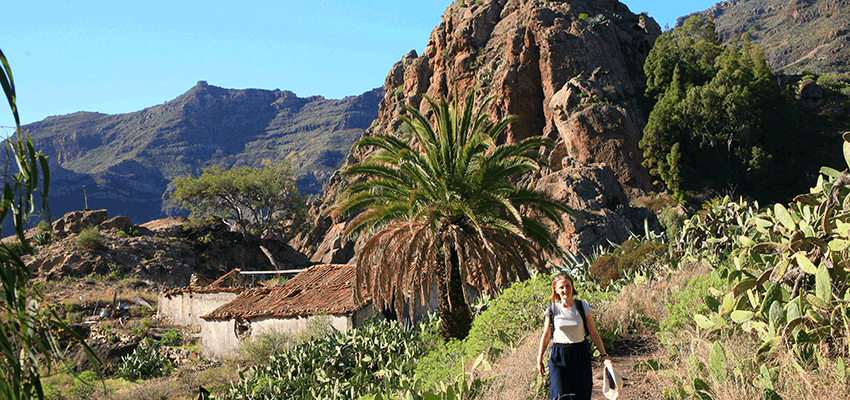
(19, 82, 382, 223)
(681, 0, 850, 75)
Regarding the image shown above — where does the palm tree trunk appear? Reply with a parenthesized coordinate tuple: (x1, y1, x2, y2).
(437, 246, 473, 341)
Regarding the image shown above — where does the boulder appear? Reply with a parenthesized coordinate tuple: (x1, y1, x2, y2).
(100, 216, 133, 232)
(55, 209, 109, 235)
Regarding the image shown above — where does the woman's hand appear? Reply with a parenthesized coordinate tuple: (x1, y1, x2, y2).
(537, 358, 545, 376)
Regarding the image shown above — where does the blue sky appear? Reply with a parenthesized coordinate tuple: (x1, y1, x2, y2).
(2, 0, 717, 131)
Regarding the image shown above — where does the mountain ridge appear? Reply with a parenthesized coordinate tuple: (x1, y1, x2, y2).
(679, 0, 850, 74)
(21, 82, 383, 223)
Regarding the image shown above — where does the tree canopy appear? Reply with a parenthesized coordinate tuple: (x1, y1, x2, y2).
(334, 91, 570, 340)
(171, 161, 305, 239)
(640, 16, 803, 201)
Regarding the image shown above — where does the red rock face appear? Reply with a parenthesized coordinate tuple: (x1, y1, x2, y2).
(296, 0, 662, 261)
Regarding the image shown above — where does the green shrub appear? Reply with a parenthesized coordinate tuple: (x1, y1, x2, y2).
(107, 269, 124, 281)
(414, 273, 576, 391)
(238, 330, 296, 362)
(222, 317, 440, 400)
(659, 207, 685, 242)
(76, 226, 104, 250)
(660, 269, 725, 332)
(589, 239, 667, 287)
(69, 370, 99, 398)
(159, 329, 182, 347)
(298, 314, 333, 342)
(32, 231, 52, 245)
(115, 230, 128, 238)
(37, 219, 51, 233)
(115, 339, 172, 381)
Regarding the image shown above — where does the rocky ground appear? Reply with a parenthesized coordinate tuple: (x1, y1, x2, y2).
(5, 209, 309, 377)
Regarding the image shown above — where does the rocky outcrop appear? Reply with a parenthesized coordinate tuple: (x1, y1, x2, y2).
(24, 210, 310, 285)
(292, 0, 662, 262)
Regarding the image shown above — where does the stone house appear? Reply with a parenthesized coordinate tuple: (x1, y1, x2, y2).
(157, 269, 253, 327)
(199, 263, 377, 360)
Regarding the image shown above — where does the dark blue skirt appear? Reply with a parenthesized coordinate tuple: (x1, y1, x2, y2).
(548, 341, 592, 400)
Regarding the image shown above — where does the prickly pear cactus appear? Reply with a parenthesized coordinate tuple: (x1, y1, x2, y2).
(687, 133, 850, 356)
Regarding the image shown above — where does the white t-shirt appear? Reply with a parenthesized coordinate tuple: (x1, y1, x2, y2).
(549, 301, 592, 344)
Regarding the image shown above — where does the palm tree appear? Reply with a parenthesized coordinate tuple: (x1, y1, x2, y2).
(334, 91, 571, 340)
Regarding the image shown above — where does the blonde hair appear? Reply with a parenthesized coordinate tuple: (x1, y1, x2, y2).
(550, 273, 579, 301)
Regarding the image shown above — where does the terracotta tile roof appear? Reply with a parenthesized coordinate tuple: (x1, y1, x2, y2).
(162, 269, 255, 297)
(200, 264, 371, 321)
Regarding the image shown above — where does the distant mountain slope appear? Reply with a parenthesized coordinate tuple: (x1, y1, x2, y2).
(681, 0, 850, 74)
(23, 81, 382, 223)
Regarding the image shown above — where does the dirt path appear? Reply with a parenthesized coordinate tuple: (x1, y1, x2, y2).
(590, 338, 663, 400)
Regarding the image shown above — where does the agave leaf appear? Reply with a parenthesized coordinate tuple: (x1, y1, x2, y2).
(709, 342, 727, 381)
(829, 239, 850, 252)
(752, 242, 785, 254)
(794, 252, 818, 275)
(822, 166, 842, 179)
(733, 279, 757, 297)
(694, 314, 716, 330)
(774, 203, 796, 231)
(720, 292, 736, 315)
(815, 264, 833, 303)
(739, 235, 757, 247)
(731, 310, 755, 323)
(843, 134, 850, 169)
(793, 194, 821, 206)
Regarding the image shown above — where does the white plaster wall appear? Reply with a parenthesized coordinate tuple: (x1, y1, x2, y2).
(157, 292, 239, 327)
(199, 319, 240, 361)
(199, 306, 379, 360)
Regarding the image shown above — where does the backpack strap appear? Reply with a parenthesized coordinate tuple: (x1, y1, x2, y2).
(548, 303, 555, 339)
(574, 299, 590, 338)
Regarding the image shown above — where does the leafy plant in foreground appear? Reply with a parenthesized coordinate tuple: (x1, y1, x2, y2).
(682, 135, 850, 358)
(0, 47, 100, 400)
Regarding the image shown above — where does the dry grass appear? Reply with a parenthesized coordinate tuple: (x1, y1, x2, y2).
(652, 328, 849, 399)
(594, 261, 711, 339)
(43, 360, 242, 400)
(476, 330, 545, 400)
(106, 361, 242, 400)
